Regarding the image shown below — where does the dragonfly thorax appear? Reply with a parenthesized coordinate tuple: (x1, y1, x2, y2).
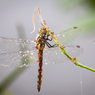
(35, 34, 46, 52)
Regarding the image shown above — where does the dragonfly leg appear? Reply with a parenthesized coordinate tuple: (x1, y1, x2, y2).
(46, 41, 57, 48)
(45, 32, 54, 41)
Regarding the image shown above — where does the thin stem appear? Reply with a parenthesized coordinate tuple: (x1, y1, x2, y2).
(40, 21, 95, 72)
(31, 7, 44, 33)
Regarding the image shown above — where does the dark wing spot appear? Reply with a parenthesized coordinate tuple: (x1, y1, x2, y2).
(73, 27, 77, 29)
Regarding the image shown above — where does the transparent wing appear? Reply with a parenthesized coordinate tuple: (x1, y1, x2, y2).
(0, 37, 36, 52)
(48, 27, 81, 45)
(0, 27, 82, 67)
(0, 45, 83, 67)
(0, 27, 80, 52)
(43, 45, 83, 65)
(0, 49, 38, 67)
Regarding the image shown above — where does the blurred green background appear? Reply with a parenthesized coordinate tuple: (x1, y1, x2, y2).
(56, 0, 95, 33)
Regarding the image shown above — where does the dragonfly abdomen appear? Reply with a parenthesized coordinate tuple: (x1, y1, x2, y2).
(37, 50, 43, 92)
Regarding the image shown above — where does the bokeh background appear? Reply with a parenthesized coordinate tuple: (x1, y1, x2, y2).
(0, 0, 95, 95)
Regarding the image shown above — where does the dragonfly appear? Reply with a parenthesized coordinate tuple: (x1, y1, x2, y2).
(0, 26, 83, 92)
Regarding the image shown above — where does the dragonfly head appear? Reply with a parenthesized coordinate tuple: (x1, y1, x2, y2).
(38, 27, 47, 36)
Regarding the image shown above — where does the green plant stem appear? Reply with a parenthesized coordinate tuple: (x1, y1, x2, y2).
(61, 47, 95, 72)
(40, 21, 95, 72)
(74, 61, 95, 72)
(54, 32, 95, 72)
